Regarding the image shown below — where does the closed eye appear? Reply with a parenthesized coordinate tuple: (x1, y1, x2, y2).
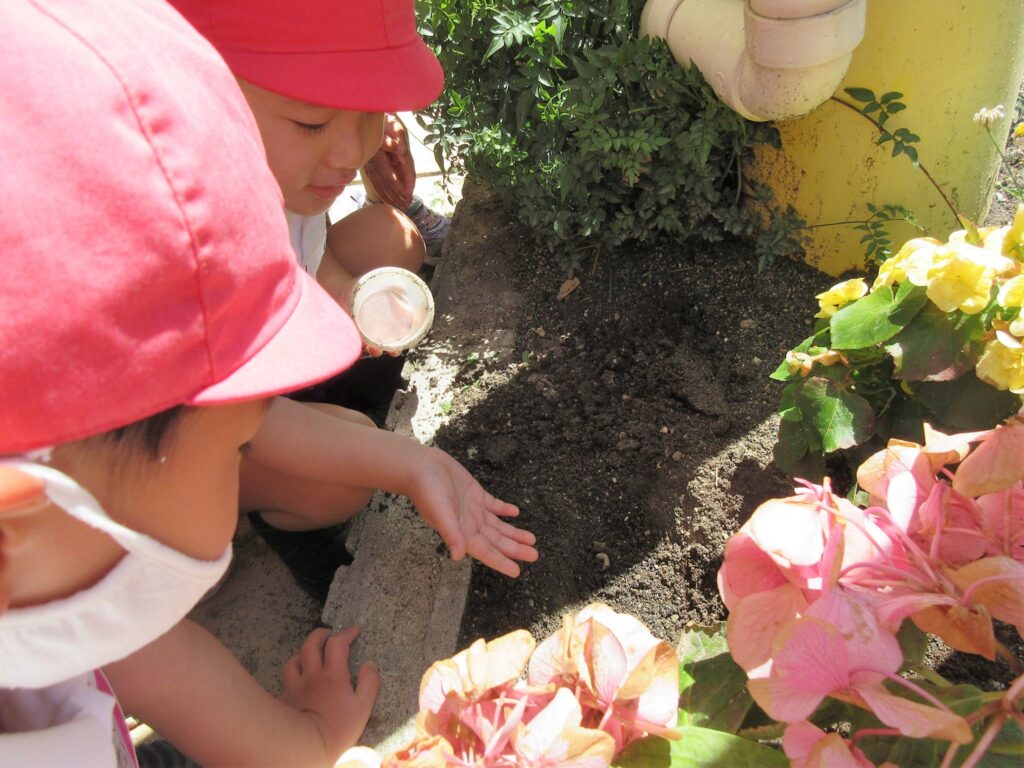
(294, 120, 328, 135)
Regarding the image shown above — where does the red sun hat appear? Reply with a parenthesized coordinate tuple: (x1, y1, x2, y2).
(170, 0, 444, 113)
(0, 0, 362, 454)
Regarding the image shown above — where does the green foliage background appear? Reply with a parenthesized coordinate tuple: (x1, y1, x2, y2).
(416, 0, 780, 264)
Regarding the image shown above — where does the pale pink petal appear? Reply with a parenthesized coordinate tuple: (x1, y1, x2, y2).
(841, 511, 905, 578)
(727, 584, 808, 673)
(528, 620, 577, 686)
(420, 630, 534, 713)
(589, 607, 663, 676)
(954, 416, 1024, 497)
(337, 747, 382, 768)
(804, 590, 903, 676)
(748, 674, 827, 724)
(950, 556, 1024, 626)
(975, 486, 1024, 560)
(587, 619, 630, 706)
(482, 694, 528, 761)
(885, 467, 932, 532)
(632, 642, 682, 730)
(513, 688, 615, 768)
(876, 592, 957, 628)
(717, 531, 788, 610)
(854, 682, 972, 743)
(748, 618, 848, 722)
(857, 441, 931, 511)
(784, 722, 876, 768)
(921, 423, 990, 469)
(783, 720, 827, 761)
(748, 497, 827, 569)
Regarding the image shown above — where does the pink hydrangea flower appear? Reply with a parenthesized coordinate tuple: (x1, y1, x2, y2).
(783, 721, 883, 768)
(528, 603, 680, 751)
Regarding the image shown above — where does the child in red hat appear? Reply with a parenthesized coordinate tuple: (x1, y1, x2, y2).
(166, 0, 538, 580)
(0, 1, 377, 765)
(171, 0, 449, 319)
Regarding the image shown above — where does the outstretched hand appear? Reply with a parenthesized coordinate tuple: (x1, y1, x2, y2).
(408, 447, 538, 577)
(361, 114, 415, 211)
(279, 627, 380, 764)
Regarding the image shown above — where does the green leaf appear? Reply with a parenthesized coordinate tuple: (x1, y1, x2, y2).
(915, 373, 1021, 431)
(680, 652, 754, 731)
(845, 86, 876, 103)
(830, 285, 908, 349)
(482, 35, 505, 62)
(612, 727, 788, 768)
(798, 374, 875, 453)
(772, 414, 821, 477)
(515, 89, 532, 131)
(678, 625, 730, 665)
(885, 304, 983, 382)
(896, 620, 929, 667)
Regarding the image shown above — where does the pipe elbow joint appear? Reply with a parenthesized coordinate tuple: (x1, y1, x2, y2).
(643, 0, 867, 122)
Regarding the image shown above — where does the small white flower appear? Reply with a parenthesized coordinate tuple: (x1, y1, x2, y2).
(973, 104, 1006, 128)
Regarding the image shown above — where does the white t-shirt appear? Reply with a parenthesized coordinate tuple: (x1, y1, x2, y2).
(285, 210, 327, 276)
(0, 670, 136, 767)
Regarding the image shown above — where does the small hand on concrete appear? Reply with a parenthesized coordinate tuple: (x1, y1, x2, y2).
(279, 626, 381, 765)
(408, 446, 539, 578)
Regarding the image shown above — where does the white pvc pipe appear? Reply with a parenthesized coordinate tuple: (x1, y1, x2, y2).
(640, 0, 866, 122)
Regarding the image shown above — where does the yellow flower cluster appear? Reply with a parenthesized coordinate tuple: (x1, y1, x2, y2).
(814, 278, 867, 318)
(869, 206, 1024, 391)
(810, 207, 1024, 393)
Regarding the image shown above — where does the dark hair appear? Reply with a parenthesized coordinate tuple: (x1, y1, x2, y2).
(104, 405, 187, 460)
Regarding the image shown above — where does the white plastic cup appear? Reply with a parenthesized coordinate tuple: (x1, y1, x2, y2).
(350, 267, 435, 353)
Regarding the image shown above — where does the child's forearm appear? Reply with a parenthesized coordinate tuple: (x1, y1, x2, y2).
(103, 620, 330, 767)
(315, 244, 357, 313)
(250, 397, 428, 498)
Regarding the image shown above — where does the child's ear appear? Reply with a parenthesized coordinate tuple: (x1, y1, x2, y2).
(0, 466, 48, 615)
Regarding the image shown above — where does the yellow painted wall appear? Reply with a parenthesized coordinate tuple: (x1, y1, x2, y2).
(748, 0, 1024, 275)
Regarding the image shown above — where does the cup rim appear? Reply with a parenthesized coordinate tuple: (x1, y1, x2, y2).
(350, 266, 435, 352)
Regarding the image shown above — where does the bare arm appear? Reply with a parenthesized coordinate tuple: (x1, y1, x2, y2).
(249, 398, 538, 577)
(314, 240, 357, 315)
(103, 619, 378, 768)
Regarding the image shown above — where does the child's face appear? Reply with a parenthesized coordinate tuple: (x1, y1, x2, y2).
(2, 400, 267, 611)
(238, 79, 385, 217)
(63, 400, 268, 560)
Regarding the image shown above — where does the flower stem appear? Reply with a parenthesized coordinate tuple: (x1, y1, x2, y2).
(830, 96, 961, 230)
(960, 713, 1006, 768)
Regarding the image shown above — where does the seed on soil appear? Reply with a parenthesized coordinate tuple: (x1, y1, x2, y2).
(595, 552, 610, 570)
(660, 426, 669, 434)
(739, 319, 755, 330)
(672, 451, 683, 462)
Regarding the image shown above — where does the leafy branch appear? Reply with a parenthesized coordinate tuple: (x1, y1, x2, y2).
(832, 88, 961, 229)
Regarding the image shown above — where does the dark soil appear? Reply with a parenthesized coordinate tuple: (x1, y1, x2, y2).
(431, 115, 1024, 687)
(432, 181, 833, 647)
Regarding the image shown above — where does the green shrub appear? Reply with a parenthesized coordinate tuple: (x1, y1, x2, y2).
(417, 0, 780, 265)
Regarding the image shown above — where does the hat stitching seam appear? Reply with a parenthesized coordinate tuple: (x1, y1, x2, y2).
(35, 7, 218, 385)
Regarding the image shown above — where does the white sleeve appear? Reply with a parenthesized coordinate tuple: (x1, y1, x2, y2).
(0, 677, 121, 767)
(0, 717, 118, 767)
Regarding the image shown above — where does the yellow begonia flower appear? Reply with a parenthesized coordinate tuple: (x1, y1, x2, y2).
(999, 274, 1024, 308)
(873, 237, 940, 290)
(977, 331, 1024, 393)
(815, 278, 867, 318)
(1003, 204, 1024, 256)
(1011, 315, 1024, 337)
(910, 243, 1012, 314)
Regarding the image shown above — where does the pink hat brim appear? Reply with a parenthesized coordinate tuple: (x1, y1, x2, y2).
(224, 36, 444, 113)
(188, 270, 362, 405)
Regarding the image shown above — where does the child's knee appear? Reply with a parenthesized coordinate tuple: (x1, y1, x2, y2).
(353, 205, 426, 272)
